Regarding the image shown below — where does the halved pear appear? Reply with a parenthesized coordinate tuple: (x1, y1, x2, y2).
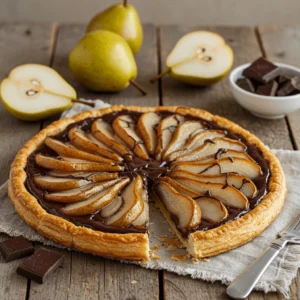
(151, 31, 233, 86)
(45, 137, 113, 163)
(162, 121, 205, 159)
(45, 178, 123, 203)
(159, 177, 200, 198)
(172, 157, 262, 180)
(174, 177, 248, 210)
(194, 196, 228, 223)
(155, 181, 201, 229)
(197, 149, 255, 164)
(91, 119, 132, 159)
(175, 137, 246, 162)
(35, 154, 123, 172)
(136, 112, 162, 155)
(155, 114, 185, 160)
(61, 177, 129, 216)
(168, 170, 257, 198)
(112, 115, 149, 160)
(47, 171, 119, 182)
(0, 64, 77, 121)
(68, 128, 122, 161)
(105, 175, 144, 227)
(166, 129, 225, 161)
(33, 176, 89, 191)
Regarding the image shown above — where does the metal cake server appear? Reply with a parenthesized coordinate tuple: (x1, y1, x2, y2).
(226, 213, 300, 299)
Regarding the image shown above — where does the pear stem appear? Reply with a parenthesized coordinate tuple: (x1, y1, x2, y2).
(72, 99, 95, 108)
(123, 0, 128, 7)
(130, 80, 147, 96)
(150, 69, 170, 83)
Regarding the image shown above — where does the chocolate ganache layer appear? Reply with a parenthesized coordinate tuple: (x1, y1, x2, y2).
(25, 109, 270, 236)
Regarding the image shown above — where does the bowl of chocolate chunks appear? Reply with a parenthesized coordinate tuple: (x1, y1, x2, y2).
(229, 57, 300, 119)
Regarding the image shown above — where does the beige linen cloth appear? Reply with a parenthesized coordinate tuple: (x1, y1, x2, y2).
(0, 100, 299, 298)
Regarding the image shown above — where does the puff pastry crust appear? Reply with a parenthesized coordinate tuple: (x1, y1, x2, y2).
(8, 105, 286, 260)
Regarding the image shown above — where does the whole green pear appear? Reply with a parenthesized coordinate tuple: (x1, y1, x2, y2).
(69, 30, 137, 92)
(86, 1, 143, 54)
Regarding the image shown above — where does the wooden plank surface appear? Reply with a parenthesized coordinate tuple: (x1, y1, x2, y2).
(28, 23, 160, 300)
(257, 24, 300, 150)
(159, 25, 294, 299)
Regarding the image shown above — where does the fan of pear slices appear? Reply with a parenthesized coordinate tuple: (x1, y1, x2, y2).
(10, 106, 285, 260)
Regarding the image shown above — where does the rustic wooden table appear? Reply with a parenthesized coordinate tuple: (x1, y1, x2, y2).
(0, 23, 299, 300)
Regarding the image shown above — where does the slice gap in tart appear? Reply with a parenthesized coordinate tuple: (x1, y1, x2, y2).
(35, 154, 123, 172)
(168, 170, 257, 198)
(136, 112, 162, 155)
(68, 127, 122, 161)
(193, 196, 228, 223)
(155, 114, 185, 160)
(91, 118, 132, 159)
(104, 175, 145, 227)
(174, 177, 249, 209)
(166, 129, 226, 161)
(61, 177, 130, 216)
(45, 137, 114, 163)
(112, 115, 149, 160)
(161, 120, 205, 159)
(172, 157, 262, 180)
(175, 137, 247, 162)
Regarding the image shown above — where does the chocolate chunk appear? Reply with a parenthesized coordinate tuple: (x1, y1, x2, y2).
(277, 74, 291, 84)
(0, 236, 34, 262)
(242, 57, 281, 84)
(17, 247, 64, 283)
(256, 81, 278, 96)
(277, 76, 300, 96)
(236, 78, 255, 93)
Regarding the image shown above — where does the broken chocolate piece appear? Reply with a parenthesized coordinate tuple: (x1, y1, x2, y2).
(236, 78, 255, 93)
(0, 236, 34, 262)
(277, 74, 291, 85)
(17, 247, 64, 283)
(242, 57, 281, 84)
(277, 76, 300, 96)
(256, 81, 278, 96)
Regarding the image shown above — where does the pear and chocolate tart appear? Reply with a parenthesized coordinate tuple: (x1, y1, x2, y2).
(9, 105, 285, 260)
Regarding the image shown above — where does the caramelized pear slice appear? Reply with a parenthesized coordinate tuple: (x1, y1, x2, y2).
(91, 119, 132, 158)
(172, 157, 262, 180)
(35, 154, 123, 172)
(175, 137, 246, 162)
(194, 196, 228, 223)
(174, 177, 249, 209)
(45, 178, 123, 203)
(68, 128, 122, 161)
(105, 175, 144, 227)
(155, 114, 185, 160)
(155, 181, 201, 229)
(197, 149, 255, 163)
(61, 178, 130, 216)
(166, 130, 226, 161)
(159, 177, 200, 198)
(47, 171, 119, 182)
(100, 196, 123, 218)
(162, 121, 205, 159)
(168, 170, 257, 198)
(33, 176, 89, 191)
(113, 115, 149, 160)
(136, 112, 162, 155)
(132, 189, 149, 227)
(45, 137, 113, 163)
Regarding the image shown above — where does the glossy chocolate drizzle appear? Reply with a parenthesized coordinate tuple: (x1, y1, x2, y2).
(25, 110, 270, 236)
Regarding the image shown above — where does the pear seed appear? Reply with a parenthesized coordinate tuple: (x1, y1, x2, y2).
(31, 79, 40, 86)
(202, 56, 212, 62)
(26, 90, 38, 96)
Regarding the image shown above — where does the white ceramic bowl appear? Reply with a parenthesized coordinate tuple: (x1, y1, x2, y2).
(229, 62, 300, 119)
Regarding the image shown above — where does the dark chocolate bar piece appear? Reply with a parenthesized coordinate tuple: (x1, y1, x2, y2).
(277, 76, 300, 96)
(0, 236, 34, 262)
(236, 78, 255, 93)
(256, 81, 278, 96)
(17, 247, 64, 283)
(277, 74, 291, 84)
(242, 57, 281, 84)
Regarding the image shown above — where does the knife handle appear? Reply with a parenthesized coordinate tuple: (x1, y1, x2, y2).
(226, 238, 288, 299)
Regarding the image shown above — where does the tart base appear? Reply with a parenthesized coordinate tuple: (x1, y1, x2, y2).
(8, 105, 286, 260)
